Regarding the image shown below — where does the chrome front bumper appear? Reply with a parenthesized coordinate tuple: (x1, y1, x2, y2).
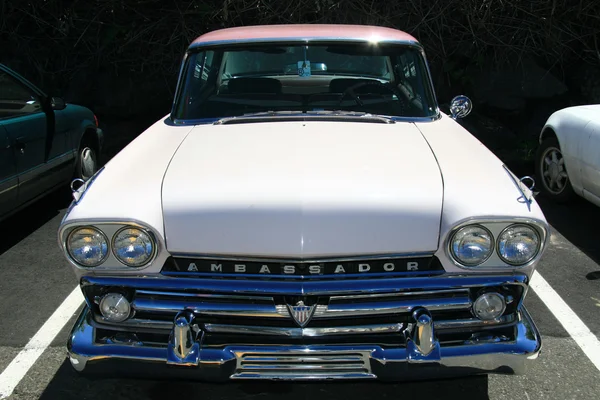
(67, 305, 541, 381)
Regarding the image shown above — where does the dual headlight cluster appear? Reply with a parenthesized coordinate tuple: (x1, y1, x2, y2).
(450, 223, 541, 267)
(66, 226, 155, 268)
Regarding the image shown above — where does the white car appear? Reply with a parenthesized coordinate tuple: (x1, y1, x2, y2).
(535, 105, 600, 206)
(58, 24, 548, 382)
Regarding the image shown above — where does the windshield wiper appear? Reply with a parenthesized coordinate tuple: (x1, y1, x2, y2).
(214, 110, 395, 125)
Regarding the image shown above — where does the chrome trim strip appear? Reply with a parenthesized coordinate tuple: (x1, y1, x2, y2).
(189, 37, 422, 49)
(136, 290, 274, 302)
(0, 178, 18, 196)
(81, 273, 528, 296)
(330, 288, 470, 300)
(132, 298, 285, 318)
(231, 372, 375, 380)
(170, 52, 190, 119)
(94, 316, 173, 330)
(204, 323, 404, 337)
(212, 112, 397, 125)
(434, 314, 516, 330)
(312, 297, 471, 318)
(173, 114, 439, 126)
(169, 252, 435, 264)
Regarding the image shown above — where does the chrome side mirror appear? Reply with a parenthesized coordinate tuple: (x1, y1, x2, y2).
(450, 95, 472, 119)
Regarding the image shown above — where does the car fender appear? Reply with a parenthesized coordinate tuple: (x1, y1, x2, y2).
(539, 108, 593, 193)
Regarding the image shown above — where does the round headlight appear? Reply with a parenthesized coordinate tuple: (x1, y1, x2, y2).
(450, 225, 493, 266)
(473, 292, 506, 321)
(99, 293, 131, 322)
(66, 227, 109, 267)
(497, 224, 540, 265)
(112, 227, 154, 267)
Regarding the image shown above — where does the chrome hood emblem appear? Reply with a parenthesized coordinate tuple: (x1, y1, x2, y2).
(287, 300, 316, 327)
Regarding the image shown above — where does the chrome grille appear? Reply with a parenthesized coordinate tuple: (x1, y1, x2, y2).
(129, 288, 471, 319)
(232, 350, 374, 379)
(83, 274, 525, 351)
(92, 287, 496, 334)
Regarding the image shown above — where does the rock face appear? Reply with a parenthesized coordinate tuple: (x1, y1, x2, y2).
(469, 56, 568, 112)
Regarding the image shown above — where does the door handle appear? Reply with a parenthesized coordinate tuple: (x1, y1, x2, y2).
(14, 137, 26, 154)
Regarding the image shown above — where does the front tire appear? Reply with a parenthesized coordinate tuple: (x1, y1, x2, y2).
(535, 137, 575, 203)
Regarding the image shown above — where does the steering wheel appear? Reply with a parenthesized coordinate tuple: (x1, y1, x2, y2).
(338, 81, 404, 107)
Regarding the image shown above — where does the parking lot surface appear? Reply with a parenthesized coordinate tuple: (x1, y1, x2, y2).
(0, 183, 599, 399)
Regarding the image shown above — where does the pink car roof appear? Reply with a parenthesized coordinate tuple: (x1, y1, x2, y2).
(191, 24, 418, 46)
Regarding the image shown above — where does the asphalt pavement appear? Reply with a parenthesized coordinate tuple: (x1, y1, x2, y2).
(0, 181, 599, 399)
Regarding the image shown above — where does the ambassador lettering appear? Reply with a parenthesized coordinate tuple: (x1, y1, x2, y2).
(183, 260, 425, 274)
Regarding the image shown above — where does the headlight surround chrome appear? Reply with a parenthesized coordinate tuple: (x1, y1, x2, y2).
(497, 224, 540, 266)
(66, 227, 109, 267)
(449, 225, 494, 266)
(112, 226, 155, 267)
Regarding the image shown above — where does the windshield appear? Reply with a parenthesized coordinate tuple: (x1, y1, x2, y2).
(173, 43, 438, 121)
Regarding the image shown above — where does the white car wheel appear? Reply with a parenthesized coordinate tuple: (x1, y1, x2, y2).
(535, 137, 575, 202)
(540, 146, 568, 194)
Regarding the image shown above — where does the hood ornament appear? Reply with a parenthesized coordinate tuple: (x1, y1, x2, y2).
(70, 178, 86, 203)
(287, 300, 316, 327)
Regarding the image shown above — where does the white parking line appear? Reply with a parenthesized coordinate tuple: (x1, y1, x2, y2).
(0, 286, 84, 399)
(531, 270, 600, 371)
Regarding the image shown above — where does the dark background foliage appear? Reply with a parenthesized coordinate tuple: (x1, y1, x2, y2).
(1, 0, 599, 165)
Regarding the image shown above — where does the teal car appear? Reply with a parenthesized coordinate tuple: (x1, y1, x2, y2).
(0, 64, 103, 221)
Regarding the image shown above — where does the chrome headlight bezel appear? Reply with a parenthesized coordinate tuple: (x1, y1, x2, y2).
(60, 222, 160, 271)
(448, 224, 494, 267)
(445, 218, 547, 269)
(111, 226, 157, 267)
(496, 223, 541, 266)
(65, 226, 110, 267)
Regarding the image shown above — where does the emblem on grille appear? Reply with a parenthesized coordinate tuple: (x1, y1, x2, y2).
(287, 300, 316, 327)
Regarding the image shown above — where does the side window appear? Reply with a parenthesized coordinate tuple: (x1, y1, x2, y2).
(0, 71, 42, 119)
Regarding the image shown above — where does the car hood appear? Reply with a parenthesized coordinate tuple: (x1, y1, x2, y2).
(162, 120, 443, 257)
